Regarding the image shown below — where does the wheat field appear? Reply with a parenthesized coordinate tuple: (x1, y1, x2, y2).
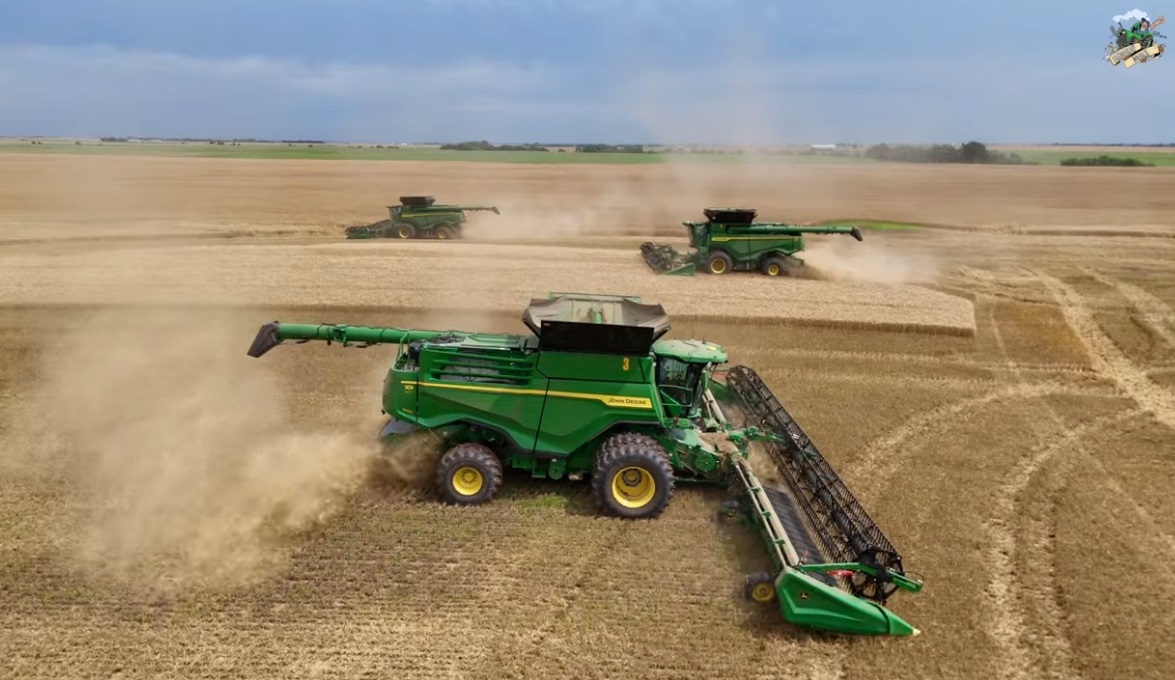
(1, 154, 1174, 680)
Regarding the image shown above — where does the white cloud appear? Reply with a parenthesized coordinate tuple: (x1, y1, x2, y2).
(0, 43, 564, 139)
(0, 42, 1171, 144)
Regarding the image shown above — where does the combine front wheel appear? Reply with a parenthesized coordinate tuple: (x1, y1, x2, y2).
(437, 442, 503, 505)
(761, 256, 787, 277)
(592, 432, 675, 519)
(394, 223, 417, 239)
(705, 251, 733, 275)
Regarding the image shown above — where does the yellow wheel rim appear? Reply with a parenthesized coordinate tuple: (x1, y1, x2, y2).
(710, 259, 727, 274)
(752, 582, 775, 602)
(398, 227, 412, 238)
(452, 466, 484, 496)
(766, 263, 780, 276)
(437, 229, 448, 239)
(611, 466, 656, 508)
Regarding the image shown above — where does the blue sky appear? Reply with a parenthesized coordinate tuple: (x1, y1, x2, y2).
(0, 0, 1169, 143)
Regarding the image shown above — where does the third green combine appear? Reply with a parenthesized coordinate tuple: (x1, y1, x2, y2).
(641, 207, 863, 276)
(344, 195, 500, 240)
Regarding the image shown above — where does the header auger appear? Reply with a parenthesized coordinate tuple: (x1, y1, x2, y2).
(246, 291, 922, 636)
(641, 207, 863, 277)
(344, 195, 500, 240)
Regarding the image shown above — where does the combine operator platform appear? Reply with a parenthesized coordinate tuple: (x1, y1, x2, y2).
(708, 366, 923, 635)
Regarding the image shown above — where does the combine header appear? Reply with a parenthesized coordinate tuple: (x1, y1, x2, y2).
(641, 208, 863, 276)
(344, 195, 500, 240)
(246, 292, 922, 636)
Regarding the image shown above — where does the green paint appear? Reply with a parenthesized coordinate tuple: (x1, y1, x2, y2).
(246, 291, 924, 637)
(816, 219, 925, 231)
(641, 207, 864, 277)
(343, 195, 500, 240)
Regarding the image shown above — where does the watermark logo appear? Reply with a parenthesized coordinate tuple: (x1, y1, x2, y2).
(1106, 9, 1166, 67)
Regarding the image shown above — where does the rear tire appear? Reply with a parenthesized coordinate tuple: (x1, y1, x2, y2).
(592, 432, 674, 519)
(435, 225, 457, 240)
(705, 251, 733, 275)
(760, 256, 787, 277)
(436, 442, 502, 505)
(394, 223, 416, 239)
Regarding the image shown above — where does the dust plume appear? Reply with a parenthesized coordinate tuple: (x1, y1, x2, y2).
(5, 306, 381, 593)
(801, 233, 942, 284)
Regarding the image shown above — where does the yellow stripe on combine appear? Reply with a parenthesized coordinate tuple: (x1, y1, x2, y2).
(711, 235, 801, 242)
(412, 380, 654, 409)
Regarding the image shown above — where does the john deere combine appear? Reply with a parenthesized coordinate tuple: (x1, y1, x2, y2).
(246, 292, 922, 636)
(344, 196, 500, 240)
(641, 207, 863, 276)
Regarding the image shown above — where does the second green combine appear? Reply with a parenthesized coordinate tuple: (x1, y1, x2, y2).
(246, 291, 923, 637)
(344, 195, 500, 240)
(641, 207, 863, 276)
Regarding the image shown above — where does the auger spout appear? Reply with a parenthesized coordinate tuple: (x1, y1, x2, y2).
(246, 322, 459, 358)
(444, 205, 500, 214)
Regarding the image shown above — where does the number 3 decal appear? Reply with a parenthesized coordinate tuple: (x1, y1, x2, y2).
(622, 357, 630, 371)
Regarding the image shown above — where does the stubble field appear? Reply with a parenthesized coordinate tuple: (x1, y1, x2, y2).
(1, 153, 1174, 680)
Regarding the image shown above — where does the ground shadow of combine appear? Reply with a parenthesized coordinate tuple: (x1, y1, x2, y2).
(360, 452, 600, 516)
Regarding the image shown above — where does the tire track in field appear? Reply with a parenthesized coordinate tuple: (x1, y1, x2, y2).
(845, 381, 1092, 500)
(1084, 269, 1175, 349)
(745, 346, 1096, 378)
(984, 404, 1140, 679)
(980, 297, 1083, 680)
(982, 273, 1175, 680)
(1036, 273, 1175, 431)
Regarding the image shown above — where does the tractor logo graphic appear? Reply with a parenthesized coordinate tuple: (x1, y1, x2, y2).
(1106, 9, 1166, 67)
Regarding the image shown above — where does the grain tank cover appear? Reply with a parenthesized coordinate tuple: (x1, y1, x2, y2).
(522, 292, 670, 355)
(399, 196, 436, 207)
(704, 207, 757, 224)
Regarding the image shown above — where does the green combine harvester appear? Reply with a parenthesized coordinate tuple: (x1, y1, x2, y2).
(246, 292, 923, 636)
(344, 195, 500, 240)
(641, 207, 863, 276)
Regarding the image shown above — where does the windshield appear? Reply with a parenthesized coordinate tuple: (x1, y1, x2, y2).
(656, 357, 704, 417)
(688, 224, 706, 248)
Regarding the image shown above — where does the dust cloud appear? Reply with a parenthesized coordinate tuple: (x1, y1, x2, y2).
(801, 233, 942, 284)
(4, 306, 382, 593)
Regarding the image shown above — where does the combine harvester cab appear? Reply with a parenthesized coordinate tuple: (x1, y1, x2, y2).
(641, 207, 863, 277)
(344, 195, 500, 240)
(245, 291, 921, 637)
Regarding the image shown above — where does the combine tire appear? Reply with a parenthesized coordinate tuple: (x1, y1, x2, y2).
(434, 225, 457, 240)
(592, 432, 674, 519)
(436, 442, 503, 505)
(705, 251, 733, 275)
(744, 572, 777, 603)
(760, 256, 787, 277)
(394, 223, 417, 239)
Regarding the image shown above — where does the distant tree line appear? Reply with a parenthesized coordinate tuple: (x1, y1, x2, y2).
(863, 141, 1032, 165)
(1059, 155, 1154, 167)
(574, 144, 645, 153)
(439, 140, 549, 151)
(98, 136, 324, 144)
(1049, 142, 1175, 147)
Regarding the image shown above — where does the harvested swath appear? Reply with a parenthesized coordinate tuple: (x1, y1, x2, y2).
(0, 241, 977, 336)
